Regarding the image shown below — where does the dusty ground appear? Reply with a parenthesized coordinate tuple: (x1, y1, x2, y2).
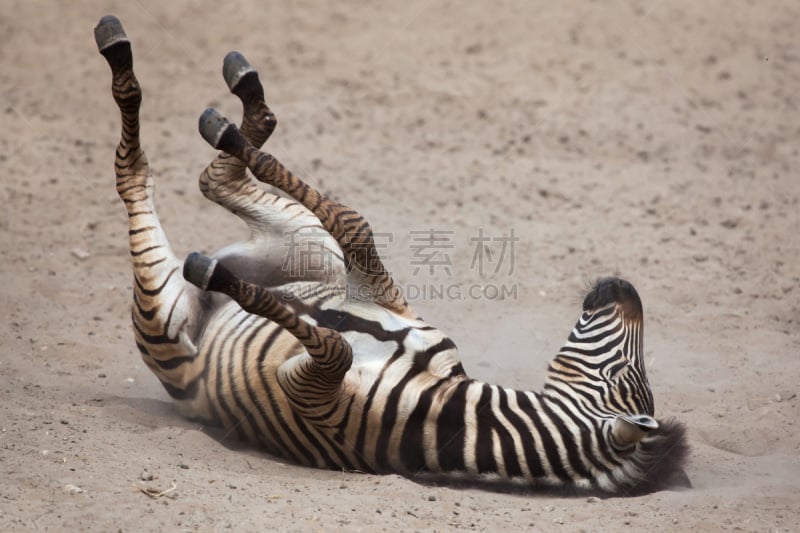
(1, 0, 799, 531)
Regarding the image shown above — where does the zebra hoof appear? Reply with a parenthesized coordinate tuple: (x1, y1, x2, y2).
(198, 108, 238, 150)
(183, 252, 218, 291)
(223, 51, 257, 93)
(94, 15, 130, 53)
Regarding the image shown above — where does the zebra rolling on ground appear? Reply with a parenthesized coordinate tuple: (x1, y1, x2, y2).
(95, 15, 689, 495)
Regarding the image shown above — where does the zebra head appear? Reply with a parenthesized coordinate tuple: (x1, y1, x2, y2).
(545, 277, 657, 446)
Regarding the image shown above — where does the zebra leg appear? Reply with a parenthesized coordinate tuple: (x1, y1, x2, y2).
(183, 253, 352, 419)
(198, 109, 413, 317)
(199, 53, 345, 289)
(198, 51, 275, 205)
(95, 16, 209, 402)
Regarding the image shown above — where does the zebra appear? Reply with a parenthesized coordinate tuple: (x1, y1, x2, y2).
(95, 15, 689, 495)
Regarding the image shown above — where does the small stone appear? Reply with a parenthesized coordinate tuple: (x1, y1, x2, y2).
(773, 391, 796, 403)
(97, 373, 107, 378)
(60, 419, 69, 425)
(71, 249, 90, 260)
(178, 463, 189, 470)
(586, 496, 600, 503)
(64, 484, 84, 494)
(428, 495, 437, 502)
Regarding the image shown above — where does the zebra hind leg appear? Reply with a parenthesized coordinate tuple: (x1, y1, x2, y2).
(95, 16, 212, 406)
(200, 52, 346, 289)
(198, 107, 413, 317)
(183, 253, 352, 421)
(198, 51, 276, 205)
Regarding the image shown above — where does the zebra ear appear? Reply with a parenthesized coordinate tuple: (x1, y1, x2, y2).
(612, 414, 659, 446)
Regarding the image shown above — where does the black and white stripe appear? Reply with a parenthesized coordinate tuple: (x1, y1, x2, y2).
(96, 14, 688, 497)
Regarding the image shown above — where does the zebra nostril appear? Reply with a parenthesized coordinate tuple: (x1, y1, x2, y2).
(626, 414, 659, 431)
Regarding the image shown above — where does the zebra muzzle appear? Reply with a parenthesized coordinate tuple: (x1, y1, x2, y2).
(612, 414, 659, 446)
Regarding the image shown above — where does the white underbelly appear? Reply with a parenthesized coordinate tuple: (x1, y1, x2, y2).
(343, 330, 400, 387)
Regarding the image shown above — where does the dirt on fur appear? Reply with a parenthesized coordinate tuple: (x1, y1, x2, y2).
(1, 1, 798, 531)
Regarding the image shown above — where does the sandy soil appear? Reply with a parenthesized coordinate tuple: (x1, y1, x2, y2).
(1, 1, 799, 531)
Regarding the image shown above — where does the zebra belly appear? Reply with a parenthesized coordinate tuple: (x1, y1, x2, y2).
(173, 298, 461, 471)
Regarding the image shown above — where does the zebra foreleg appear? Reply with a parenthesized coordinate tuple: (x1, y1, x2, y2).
(183, 253, 353, 419)
(197, 108, 413, 317)
(96, 16, 210, 401)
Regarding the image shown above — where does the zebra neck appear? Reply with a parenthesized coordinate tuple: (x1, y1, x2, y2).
(401, 378, 603, 487)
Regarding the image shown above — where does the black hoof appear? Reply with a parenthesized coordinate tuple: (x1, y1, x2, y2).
(198, 108, 233, 148)
(198, 108, 245, 153)
(183, 252, 218, 290)
(223, 51, 257, 93)
(94, 15, 129, 53)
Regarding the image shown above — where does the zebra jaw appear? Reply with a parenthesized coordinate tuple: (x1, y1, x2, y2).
(612, 414, 659, 446)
